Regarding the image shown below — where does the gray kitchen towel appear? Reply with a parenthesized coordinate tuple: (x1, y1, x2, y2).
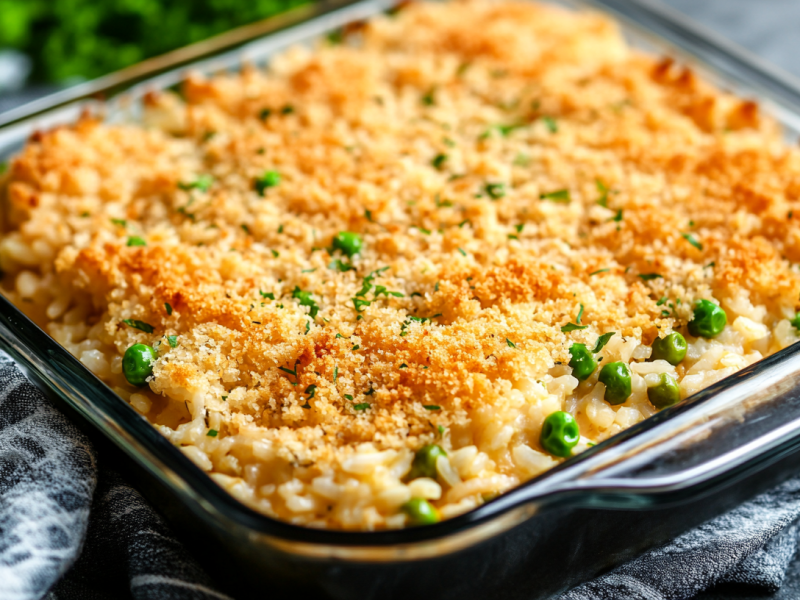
(1, 348, 800, 600)
(0, 353, 230, 600)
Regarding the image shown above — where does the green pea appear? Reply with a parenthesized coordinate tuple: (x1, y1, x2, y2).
(407, 444, 447, 480)
(688, 299, 727, 338)
(402, 498, 440, 526)
(122, 343, 158, 386)
(332, 231, 364, 258)
(598, 361, 632, 405)
(568, 343, 597, 381)
(651, 332, 687, 365)
(647, 373, 681, 409)
(540, 411, 580, 458)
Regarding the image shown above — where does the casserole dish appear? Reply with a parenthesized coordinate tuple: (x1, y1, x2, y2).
(4, 0, 800, 597)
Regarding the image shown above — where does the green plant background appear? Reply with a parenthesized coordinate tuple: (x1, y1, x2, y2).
(0, 0, 308, 83)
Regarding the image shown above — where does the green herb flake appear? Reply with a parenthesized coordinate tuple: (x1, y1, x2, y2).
(353, 403, 370, 411)
(596, 179, 609, 207)
(561, 323, 588, 333)
(681, 232, 703, 251)
(255, 170, 281, 195)
(421, 88, 436, 106)
(457, 247, 467, 257)
(638, 273, 663, 281)
(167, 335, 178, 348)
(333, 366, 338, 383)
(353, 297, 371, 312)
(612, 209, 623, 222)
(541, 116, 558, 133)
(207, 429, 218, 437)
(432, 154, 448, 169)
(364, 209, 373, 222)
(424, 405, 441, 411)
(704, 261, 716, 269)
(164, 303, 173, 316)
(352, 344, 361, 351)
(485, 182, 506, 200)
(259, 108, 272, 120)
(222, 396, 228, 401)
(271, 249, 280, 258)
(259, 290, 275, 300)
(506, 338, 517, 348)
(110, 218, 127, 227)
(458, 219, 471, 228)
(539, 189, 570, 203)
(589, 268, 610, 276)
(399, 363, 408, 369)
(344, 394, 354, 400)
(592, 332, 615, 353)
(656, 296, 668, 306)
(127, 236, 146, 247)
(292, 287, 319, 317)
(123, 319, 154, 333)
(178, 174, 214, 193)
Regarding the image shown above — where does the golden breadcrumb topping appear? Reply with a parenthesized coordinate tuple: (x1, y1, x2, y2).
(3, 0, 800, 528)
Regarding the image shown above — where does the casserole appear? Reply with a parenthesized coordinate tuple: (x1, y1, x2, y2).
(3, 0, 800, 596)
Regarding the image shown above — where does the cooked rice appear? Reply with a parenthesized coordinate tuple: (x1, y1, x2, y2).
(2, 0, 800, 530)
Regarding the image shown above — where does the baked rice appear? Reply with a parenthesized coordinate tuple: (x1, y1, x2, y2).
(2, 0, 800, 530)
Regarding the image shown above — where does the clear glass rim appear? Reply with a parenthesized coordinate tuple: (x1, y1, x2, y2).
(3, 0, 800, 553)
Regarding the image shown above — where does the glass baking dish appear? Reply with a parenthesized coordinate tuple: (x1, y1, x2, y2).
(3, 0, 800, 597)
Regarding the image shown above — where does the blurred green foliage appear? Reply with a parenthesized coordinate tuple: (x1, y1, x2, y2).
(0, 0, 309, 83)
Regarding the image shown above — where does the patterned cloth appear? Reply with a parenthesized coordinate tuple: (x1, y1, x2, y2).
(0, 354, 230, 600)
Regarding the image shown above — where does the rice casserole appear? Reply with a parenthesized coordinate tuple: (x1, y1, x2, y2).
(3, 0, 800, 530)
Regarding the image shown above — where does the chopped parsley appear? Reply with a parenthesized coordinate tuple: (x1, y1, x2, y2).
(240, 224, 251, 235)
(167, 335, 178, 348)
(681, 232, 703, 251)
(589, 268, 610, 276)
(790, 313, 800, 331)
(432, 153, 448, 169)
(164, 303, 173, 316)
(592, 332, 615, 353)
(353, 298, 371, 312)
(254, 170, 281, 195)
(421, 87, 436, 106)
(344, 394, 354, 400)
(178, 174, 214, 193)
(457, 247, 467, 257)
(541, 116, 558, 133)
(353, 403, 370, 411)
(596, 179, 609, 207)
(329, 259, 355, 272)
(207, 429, 218, 437)
(612, 209, 623, 222)
(399, 363, 408, 369)
(127, 236, 146, 247)
(424, 405, 441, 411)
(259, 290, 275, 300)
(122, 319, 154, 333)
(704, 261, 716, 269)
(484, 182, 506, 199)
(271, 249, 280, 258)
(292, 287, 319, 317)
(506, 338, 517, 348)
(364, 209, 373, 222)
(576, 303, 585, 324)
(638, 273, 663, 281)
(333, 366, 338, 383)
(110, 218, 127, 227)
(539, 189, 570, 203)
(561, 323, 588, 333)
